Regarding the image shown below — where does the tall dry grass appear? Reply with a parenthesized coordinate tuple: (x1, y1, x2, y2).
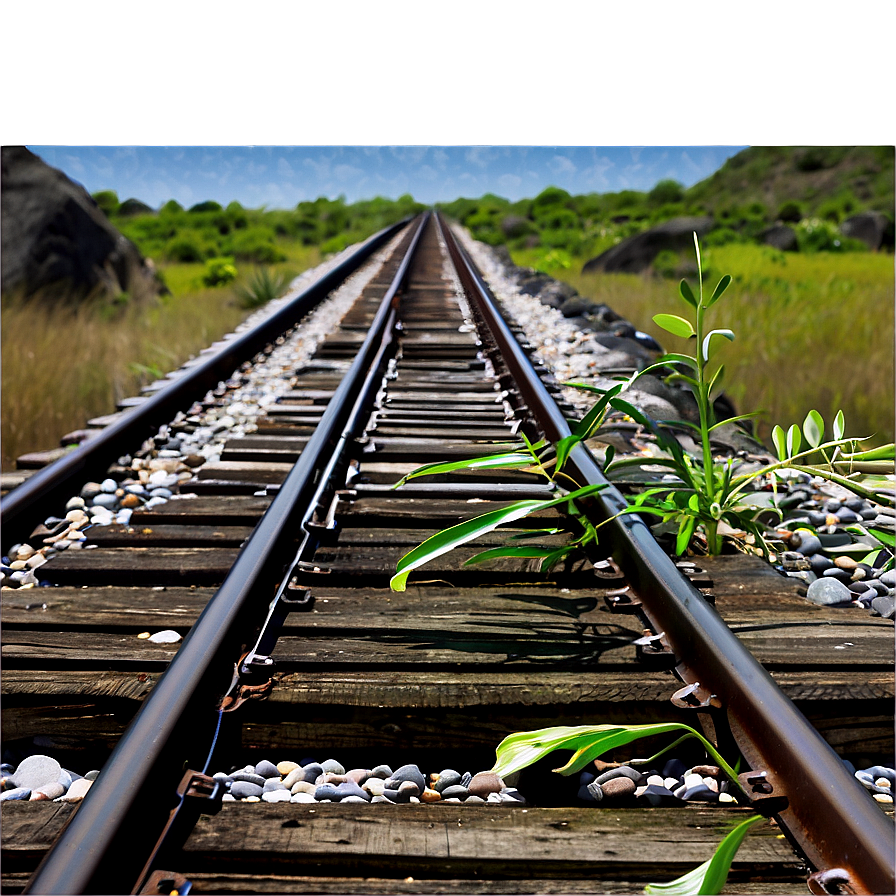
(1, 246, 320, 470)
(516, 245, 895, 449)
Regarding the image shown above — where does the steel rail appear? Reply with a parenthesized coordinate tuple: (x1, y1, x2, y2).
(437, 212, 894, 896)
(1, 217, 411, 554)
(24, 212, 429, 895)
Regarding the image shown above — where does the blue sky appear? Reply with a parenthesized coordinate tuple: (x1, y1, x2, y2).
(28, 146, 748, 210)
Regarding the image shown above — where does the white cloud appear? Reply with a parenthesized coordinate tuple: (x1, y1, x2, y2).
(334, 163, 364, 181)
(548, 154, 576, 177)
(277, 157, 294, 177)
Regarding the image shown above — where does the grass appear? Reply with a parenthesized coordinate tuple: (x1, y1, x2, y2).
(1, 241, 320, 470)
(514, 244, 895, 448)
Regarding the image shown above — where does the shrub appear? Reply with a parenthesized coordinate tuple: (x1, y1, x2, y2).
(189, 200, 223, 213)
(233, 267, 286, 309)
(92, 190, 120, 216)
(652, 249, 680, 278)
(165, 234, 208, 262)
(703, 226, 741, 247)
(202, 257, 238, 287)
(230, 228, 285, 263)
(118, 198, 154, 216)
(648, 179, 684, 206)
(160, 199, 184, 215)
(777, 201, 802, 223)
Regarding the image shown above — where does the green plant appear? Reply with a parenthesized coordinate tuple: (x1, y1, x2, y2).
(609, 234, 894, 556)
(202, 257, 238, 287)
(489, 722, 761, 896)
(233, 266, 287, 309)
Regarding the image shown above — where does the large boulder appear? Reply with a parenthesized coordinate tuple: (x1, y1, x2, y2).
(840, 211, 892, 251)
(758, 224, 798, 251)
(1, 146, 165, 300)
(582, 216, 714, 274)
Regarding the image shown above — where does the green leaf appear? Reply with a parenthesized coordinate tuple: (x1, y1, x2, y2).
(653, 313, 695, 339)
(786, 424, 801, 458)
(868, 526, 896, 548)
(707, 412, 760, 433)
(706, 273, 732, 308)
(554, 434, 582, 472)
(676, 515, 697, 555)
(833, 409, 845, 441)
(771, 425, 787, 461)
(657, 352, 699, 371)
(707, 364, 726, 398)
(842, 443, 895, 462)
(390, 483, 606, 591)
(701, 329, 735, 363)
(803, 410, 824, 448)
(693, 232, 702, 280)
(679, 278, 697, 308)
(603, 444, 616, 472)
(644, 815, 765, 895)
(464, 545, 558, 566)
(394, 451, 534, 487)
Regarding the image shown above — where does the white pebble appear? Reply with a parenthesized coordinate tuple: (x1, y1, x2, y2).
(148, 630, 182, 644)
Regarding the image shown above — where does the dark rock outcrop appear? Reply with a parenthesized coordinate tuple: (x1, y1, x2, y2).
(758, 224, 798, 251)
(582, 216, 714, 274)
(1, 146, 165, 300)
(840, 211, 893, 251)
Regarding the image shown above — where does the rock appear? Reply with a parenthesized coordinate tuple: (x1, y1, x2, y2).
(594, 766, 643, 786)
(440, 785, 470, 800)
(601, 777, 637, 799)
(290, 792, 316, 803)
(334, 782, 371, 802)
(386, 764, 426, 792)
(254, 760, 280, 779)
(231, 772, 265, 787)
(261, 790, 292, 803)
(870, 595, 895, 619)
(277, 761, 299, 777)
(1, 147, 166, 300)
(31, 782, 64, 800)
(302, 763, 324, 783)
(468, 772, 504, 798)
(806, 578, 853, 606)
(661, 758, 687, 780)
(433, 769, 462, 793)
(345, 768, 369, 785)
(792, 529, 822, 556)
(290, 781, 317, 796)
(681, 784, 718, 802)
(231, 781, 264, 800)
(582, 216, 714, 274)
(11, 755, 62, 791)
(320, 759, 345, 775)
(464, 795, 485, 804)
(62, 778, 93, 802)
(363, 777, 386, 797)
(1, 788, 32, 801)
(314, 783, 339, 801)
(809, 554, 834, 575)
(758, 224, 798, 251)
(147, 630, 181, 643)
(368, 764, 392, 780)
(262, 778, 286, 792)
(840, 211, 893, 251)
(559, 296, 594, 319)
(421, 788, 442, 803)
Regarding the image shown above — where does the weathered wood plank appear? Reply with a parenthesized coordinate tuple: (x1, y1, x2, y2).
(334, 496, 565, 528)
(36, 547, 239, 586)
(131, 494, 273, 526)
(0, 803, 801, 883)
(354, 462, 541, 485)
(85, 524, 252, 548)
(196, 461, 294, 483)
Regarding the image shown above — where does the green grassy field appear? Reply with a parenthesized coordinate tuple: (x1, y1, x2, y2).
(1, 242, 320, 470)
(513, 244, 895, 449)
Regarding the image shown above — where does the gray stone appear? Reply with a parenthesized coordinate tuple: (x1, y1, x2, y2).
(320, 759, 345, 775)
(334, 781, 371, 802)
(682, 784, 719, 802)
(840, 211, 892, 251)
(792, 530, 822, 556)
(262, 778, 286, 792)
(582, 216, 715, 274)
(758, 224, 798, 251)
(12, 755, 62, 791)
(302, 763, 324, 783)
(870, 595, 895, 619)
(806, 578, 853, 606)
(84, 770, 101, 781)
(368, 764, 392, 779)
(433, 769, 462, 793)
(92, 493, 119, 509)
(878, 570, 896, 588)
(1, 788, 32, 801)
(440, 785, 470, 800)
(314, 784, 339, 801)
(600, 777, 637, 799)
(595, 766, 643, 786)
(254, 760, 280, 779)
(231, 772, 265, 787)
(100, 478, 118, 493)
(230, 781, 263, 799)
(386, 764, 425, 792)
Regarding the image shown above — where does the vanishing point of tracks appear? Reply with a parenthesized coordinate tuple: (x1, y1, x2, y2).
(1, 213, 893, 894)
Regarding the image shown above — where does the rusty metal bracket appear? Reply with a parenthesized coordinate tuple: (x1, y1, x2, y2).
(671, 681, 722, 710)
(807, 868, 857, 895)
(737, 769, 788, 815)
(604, 586, 642, 612)
(220, 677, 274, 713)
(138, 870, 192, 895)
(131, 771, 222, 895)
(633, 630, 676, 668)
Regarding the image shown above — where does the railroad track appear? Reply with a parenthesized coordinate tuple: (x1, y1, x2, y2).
(1, 213, 893, 895)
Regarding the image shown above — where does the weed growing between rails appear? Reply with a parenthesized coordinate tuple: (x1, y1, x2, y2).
(490, 723, 762, 896)
(604, 233, 894, 558)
